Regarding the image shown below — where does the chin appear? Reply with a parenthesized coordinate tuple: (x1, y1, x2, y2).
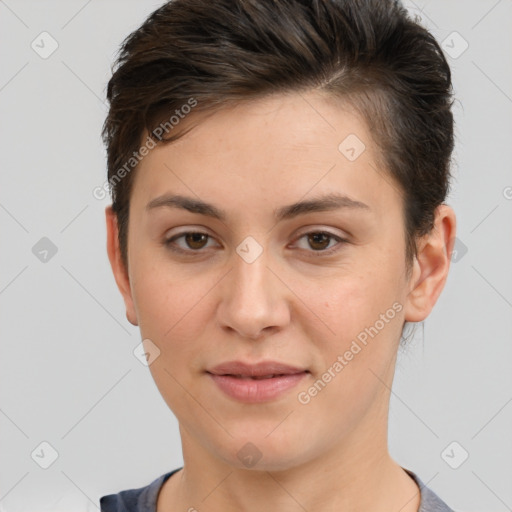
(213, 432, 312, 473)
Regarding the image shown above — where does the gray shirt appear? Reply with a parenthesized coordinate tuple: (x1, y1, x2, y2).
(100, 467, 455, 511)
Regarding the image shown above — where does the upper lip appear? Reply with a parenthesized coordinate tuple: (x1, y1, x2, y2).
(207, 360, 308, 377)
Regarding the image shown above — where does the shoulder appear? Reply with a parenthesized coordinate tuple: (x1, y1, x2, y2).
(99, 468, 182, 512)
(404, 468, 456, 512)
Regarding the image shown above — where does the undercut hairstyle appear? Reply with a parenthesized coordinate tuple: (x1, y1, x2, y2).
(102, 0, 455, 273)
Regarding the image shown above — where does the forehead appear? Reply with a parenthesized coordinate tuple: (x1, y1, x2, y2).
(131, 91, 402, 219)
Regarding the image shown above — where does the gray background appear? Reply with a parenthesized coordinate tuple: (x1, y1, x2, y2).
(1, 1, 511, 511)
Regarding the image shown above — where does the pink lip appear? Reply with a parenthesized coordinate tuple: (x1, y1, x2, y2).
(206, 360, 309, 403)
(208, 372, 308, 403)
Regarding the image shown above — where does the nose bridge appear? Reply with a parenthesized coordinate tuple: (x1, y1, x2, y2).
(234, 249, 271, 302)
(217, 240, 288, 338)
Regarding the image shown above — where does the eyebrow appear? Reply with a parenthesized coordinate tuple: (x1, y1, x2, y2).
(146, 192, 370, 222)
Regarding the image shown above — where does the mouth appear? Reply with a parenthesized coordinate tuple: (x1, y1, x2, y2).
(206, 367, 310, 403)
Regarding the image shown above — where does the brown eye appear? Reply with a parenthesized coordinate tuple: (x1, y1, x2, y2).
(293, 230, 347, 257)
(307, 232, 332, 251)
(164, 231, 217, 254)
(184, 232, 209, 249)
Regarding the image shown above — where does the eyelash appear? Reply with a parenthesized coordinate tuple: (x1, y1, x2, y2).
(163, 230, 347, 257)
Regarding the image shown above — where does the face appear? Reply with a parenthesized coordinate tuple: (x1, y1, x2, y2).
(107, 91, 449, 472)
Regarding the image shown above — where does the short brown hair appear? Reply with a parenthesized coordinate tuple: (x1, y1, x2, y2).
(102, 0, 454, 271)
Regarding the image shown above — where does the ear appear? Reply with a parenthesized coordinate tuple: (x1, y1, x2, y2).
(404, 204, 457, 322)
(105, 206, 138, 326)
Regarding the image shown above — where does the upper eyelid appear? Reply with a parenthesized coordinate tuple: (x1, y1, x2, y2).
(293, 227, 347, 240)
(166, 229, 218, 242)
(166, 227, 346, 240)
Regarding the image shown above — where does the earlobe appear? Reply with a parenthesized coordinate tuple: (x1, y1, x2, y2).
(105, 206, 139, 326)
(404, 205, 456, 322)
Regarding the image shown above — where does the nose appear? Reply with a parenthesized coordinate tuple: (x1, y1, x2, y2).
(216, 246, 291, 340)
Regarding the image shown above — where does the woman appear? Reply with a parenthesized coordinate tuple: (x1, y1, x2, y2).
(100, 0, 458, 510)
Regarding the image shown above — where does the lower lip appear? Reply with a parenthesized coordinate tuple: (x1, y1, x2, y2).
(208, 372, 309, 403)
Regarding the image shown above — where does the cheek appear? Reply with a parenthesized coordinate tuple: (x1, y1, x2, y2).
(130, 257, 214, 346)
(318, 267, 402, 334)
(131, 262, 215, 410)
(308, 264, 405, 385)
(292, 275, 403, 431)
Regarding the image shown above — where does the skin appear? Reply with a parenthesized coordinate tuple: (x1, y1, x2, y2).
(106, 90, 456, 512)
